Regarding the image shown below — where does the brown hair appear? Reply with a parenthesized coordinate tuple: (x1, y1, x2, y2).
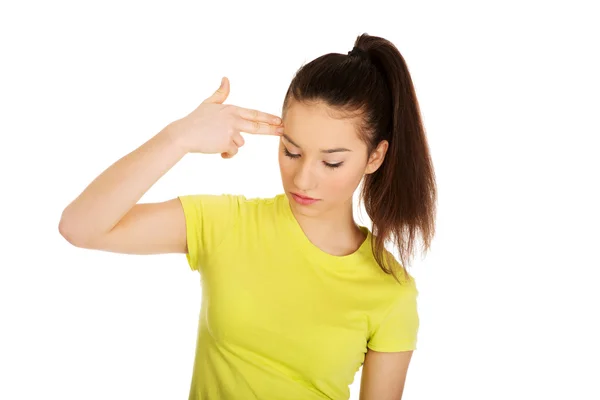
(281, 33, 437, 283)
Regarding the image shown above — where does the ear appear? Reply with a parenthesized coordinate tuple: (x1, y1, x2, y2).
(365, 140, 389, 174)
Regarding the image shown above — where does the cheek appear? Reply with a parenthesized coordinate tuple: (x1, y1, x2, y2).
(278, 153, 294, 179)
(318, 163, 364, 197)
(325, 171, 360, 193)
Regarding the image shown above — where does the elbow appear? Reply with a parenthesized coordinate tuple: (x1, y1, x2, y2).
(58, 214, 88, 248)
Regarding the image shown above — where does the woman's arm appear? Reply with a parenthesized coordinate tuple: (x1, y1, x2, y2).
(58, 77, 283, 253)
(58, 127, 187, 248)
(359, 349, 414, 400)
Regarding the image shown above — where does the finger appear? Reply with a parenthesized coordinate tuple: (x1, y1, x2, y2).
(235, 106, 282, 126)
(202, 77, 230, 105)
(235, 118, 284, 136)
(232, 134, 245, 147)
(221, 144, 239, 158)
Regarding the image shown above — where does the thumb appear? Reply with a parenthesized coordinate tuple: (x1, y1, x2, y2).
(221, 143, 239, 159)
(202, 77, 230, 104)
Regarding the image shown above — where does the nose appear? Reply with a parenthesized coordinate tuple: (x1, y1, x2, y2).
(292, 161, 317, 192)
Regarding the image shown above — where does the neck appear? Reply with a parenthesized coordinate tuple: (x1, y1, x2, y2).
(290, 198, 365, 246)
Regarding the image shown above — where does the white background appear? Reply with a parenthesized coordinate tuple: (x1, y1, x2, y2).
(1, 0, 599, 399)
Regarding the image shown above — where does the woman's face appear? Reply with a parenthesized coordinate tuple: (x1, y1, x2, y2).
(278, 101, 387, 218)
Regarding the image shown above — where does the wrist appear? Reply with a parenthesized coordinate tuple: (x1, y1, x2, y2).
(160, 122, 189, 155)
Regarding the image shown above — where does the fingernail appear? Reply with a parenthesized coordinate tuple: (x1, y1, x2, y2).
(276, 127, 285, 134)
(274, 117, 282, 124)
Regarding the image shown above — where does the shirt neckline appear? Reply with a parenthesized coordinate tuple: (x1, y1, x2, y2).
(276, 193, 373, 266)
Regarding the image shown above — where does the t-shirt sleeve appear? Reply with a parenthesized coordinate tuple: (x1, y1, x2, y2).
(177, 194, 242, 272)
(367, 278, 420, 352)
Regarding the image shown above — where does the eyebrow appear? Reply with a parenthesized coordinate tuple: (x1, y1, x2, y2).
(282, 134, 352, 153)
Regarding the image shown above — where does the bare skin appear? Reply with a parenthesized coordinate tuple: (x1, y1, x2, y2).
(59, 78, 412, 399)
(58, 77, 283, 252)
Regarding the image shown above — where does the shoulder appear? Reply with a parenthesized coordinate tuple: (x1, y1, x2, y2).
(178, 192, 282, 211)
(191, 193, 286, 231)
(226, 193, 284, 216)
(235, 193, 288, 219)
(239, 193, 285, 205)
(367, 251, 419, 317)
(366, 243, 417, 289)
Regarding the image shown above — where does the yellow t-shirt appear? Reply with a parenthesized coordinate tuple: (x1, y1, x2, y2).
(178, 193, 419, 400)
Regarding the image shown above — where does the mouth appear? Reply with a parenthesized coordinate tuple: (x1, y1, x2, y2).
(291, 192, 318, 201)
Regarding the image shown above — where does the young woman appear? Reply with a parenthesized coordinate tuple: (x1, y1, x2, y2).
(59, 33, 437, 400)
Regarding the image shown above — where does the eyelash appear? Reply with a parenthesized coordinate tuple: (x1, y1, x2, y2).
(283, 148, 343, 169)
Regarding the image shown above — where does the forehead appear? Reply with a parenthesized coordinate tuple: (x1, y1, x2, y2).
(282, 101, 363, 149)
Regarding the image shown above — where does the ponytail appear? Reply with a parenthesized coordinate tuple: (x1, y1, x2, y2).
(283, 33, 437, 283)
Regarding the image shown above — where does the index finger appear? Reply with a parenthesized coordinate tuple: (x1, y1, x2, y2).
(235, 106, 282, 126)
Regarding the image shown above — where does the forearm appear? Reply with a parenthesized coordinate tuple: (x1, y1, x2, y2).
(59, 124, 187, 243)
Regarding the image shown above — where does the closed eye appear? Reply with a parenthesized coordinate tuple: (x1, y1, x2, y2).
(283, 147, 300, 159)
(283, 147, 343, 169)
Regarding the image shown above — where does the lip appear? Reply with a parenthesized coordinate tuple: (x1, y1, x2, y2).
(291, 192, 318, 201)
(290, 192, 320, 205)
